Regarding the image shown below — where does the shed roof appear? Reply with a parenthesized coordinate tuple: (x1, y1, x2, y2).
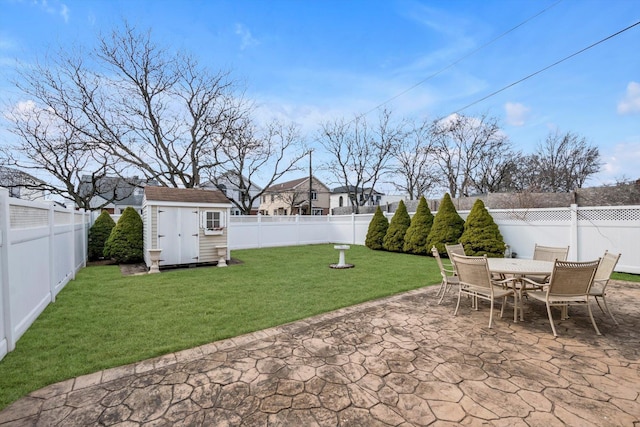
(144, 186, 231, 204)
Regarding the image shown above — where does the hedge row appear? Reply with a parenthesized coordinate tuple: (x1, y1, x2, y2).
(365, 194, 505, 258)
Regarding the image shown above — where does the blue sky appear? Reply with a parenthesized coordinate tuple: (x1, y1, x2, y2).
(1, 0, 639, 190)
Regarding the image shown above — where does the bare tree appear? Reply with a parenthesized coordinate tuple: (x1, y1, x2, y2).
(317, 108, 404, 213)
(471, 147, 522, 194)
(208, 119, 308, 215)
(528, 130, 601, 192)
(431, 114, 512, 197)
(391, 118, 439, 200)
(3, 22, 249, 206)
(1, 100, 121, 209)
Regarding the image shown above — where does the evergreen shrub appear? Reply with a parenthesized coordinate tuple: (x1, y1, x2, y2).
(425, 193, 465, 256)
(403, 196, 434, 255)
(383, 200, 411, 252)
(104, 207, 144, 263)
(459, 199, 506, 257)
(88, 210, 116, 261)
(365, 206, 389, 250)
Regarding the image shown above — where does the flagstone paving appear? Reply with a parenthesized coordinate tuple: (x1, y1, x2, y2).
(1, 281, 639, 426)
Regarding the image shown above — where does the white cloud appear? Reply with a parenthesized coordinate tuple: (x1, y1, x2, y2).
(591, 139, 640, 185)
(235, 23, 259, 50)
(505, 102, 530, 126)
(60, 4, 69, 23)
(617, 81, 640, 115)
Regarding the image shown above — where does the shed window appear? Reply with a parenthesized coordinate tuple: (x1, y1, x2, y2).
(202, 210, 225, 234)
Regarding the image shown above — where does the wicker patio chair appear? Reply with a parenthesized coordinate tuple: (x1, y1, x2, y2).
(432, 246, 460, 304)
(523, 259, 601, 337)
(444, 243, 465, 272)
(590, 251, 621, 325)
(451, 253, 517, 329)
(526, 244, 570, 284)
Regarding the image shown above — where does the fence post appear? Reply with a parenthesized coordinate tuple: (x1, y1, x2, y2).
(257, 213, 262, 248)
(49, 203, 56, 303)
(570, 204, 578, 261)
(82, 209, 87, 268)
(70, 205, 76, 280)
(351, 213, 356, 245)
(0, 188, 14, 352)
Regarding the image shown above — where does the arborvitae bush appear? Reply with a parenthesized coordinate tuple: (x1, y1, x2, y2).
(383, 200, 411, 252)
(104, 207, 144, 263)
(365, 206, 389, 250)
(459, 199, 506, 257)
(88, 210, 116, 261)
(403, 196, 434, 255)
(426, 193, 465, 256)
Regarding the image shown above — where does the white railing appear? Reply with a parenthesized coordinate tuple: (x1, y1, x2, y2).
(0, 188, 89, 361)
(229, 205, 640, 275)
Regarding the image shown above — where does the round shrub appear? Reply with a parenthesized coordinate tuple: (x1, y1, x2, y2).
(426, 193, 465, 256)
(88, 210, 116, 261)
(403, 196, 434, 255)
(459, 198, 506, 257)
(365, 206, 389, 250)
(383, 200, 411, 252)
(104, 207, 144, 263)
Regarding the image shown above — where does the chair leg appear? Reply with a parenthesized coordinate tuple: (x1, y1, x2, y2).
(488, 299, 494, 329)
(586, 301, 602, 336)
(499, 296, 506, 318)
(600, 295, 619, 325)
(546, 303, 558, 337)
(454, 287, 462, 316)
(437, 281, 449, 305)
(594, 296, 605, 313)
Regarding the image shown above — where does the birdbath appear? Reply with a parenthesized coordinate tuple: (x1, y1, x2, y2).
(217, 246, 228, 267)
(330, 245, 354, 269)
(147, 249, 162, 274)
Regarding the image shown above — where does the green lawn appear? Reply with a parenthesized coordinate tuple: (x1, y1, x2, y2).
(0, 244, 441, 410)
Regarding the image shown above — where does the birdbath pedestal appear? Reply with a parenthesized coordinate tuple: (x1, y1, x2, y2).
(147, 249, 162, 274)
(330, 245, 354, 269)
(216, 246, 228, 267)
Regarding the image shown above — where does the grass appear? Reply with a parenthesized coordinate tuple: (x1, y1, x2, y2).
(0, 244, 441, 410)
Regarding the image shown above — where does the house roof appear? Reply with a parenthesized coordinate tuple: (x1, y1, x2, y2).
(79, 175, 154, 206)
(0, 166, 45, 187)
(144, 186, 231, 204)
(265, 176, 328, 192)
(331, 185, 383, 195)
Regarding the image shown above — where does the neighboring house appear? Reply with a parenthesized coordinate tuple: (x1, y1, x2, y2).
(79, 175, 157, 214)
(202, 173, 262, 215)
(330, 186, 385, 213)
(259, 176, 330, 215)
(0, 166, 48, 201)
(142, 186, 232, 269)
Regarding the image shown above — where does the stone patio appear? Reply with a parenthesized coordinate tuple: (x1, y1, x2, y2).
(1, 281, 639, 426)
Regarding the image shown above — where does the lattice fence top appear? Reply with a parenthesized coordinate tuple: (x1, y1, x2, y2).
(490, 209, 571, 222)
(577, 207, 640, 221)
(55, 210, 71, 225)
(10, 205, 48, 229)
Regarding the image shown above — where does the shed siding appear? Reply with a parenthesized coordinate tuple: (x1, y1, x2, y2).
(151, 205, 158, 249)
(198, 224, 227, 263)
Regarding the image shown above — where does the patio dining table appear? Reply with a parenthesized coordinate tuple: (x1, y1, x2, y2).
(487, 258, 554, 321)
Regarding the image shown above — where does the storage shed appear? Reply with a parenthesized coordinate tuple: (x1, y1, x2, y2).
(142, 186, 232, 269)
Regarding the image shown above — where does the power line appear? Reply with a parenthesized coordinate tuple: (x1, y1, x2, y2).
(355, 0, 564, 120)
(454, 19, 640, 114)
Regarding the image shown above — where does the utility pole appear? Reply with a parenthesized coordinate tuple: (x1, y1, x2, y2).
(308, 150, 313, 215)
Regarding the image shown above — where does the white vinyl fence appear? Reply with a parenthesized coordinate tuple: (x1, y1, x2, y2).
(1, 198, 638, 362)
(229, 204, 640, 274)
(0, 188, 89, 361)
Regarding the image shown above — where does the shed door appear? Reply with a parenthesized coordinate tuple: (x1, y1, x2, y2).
(157, 207, 199, 265)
